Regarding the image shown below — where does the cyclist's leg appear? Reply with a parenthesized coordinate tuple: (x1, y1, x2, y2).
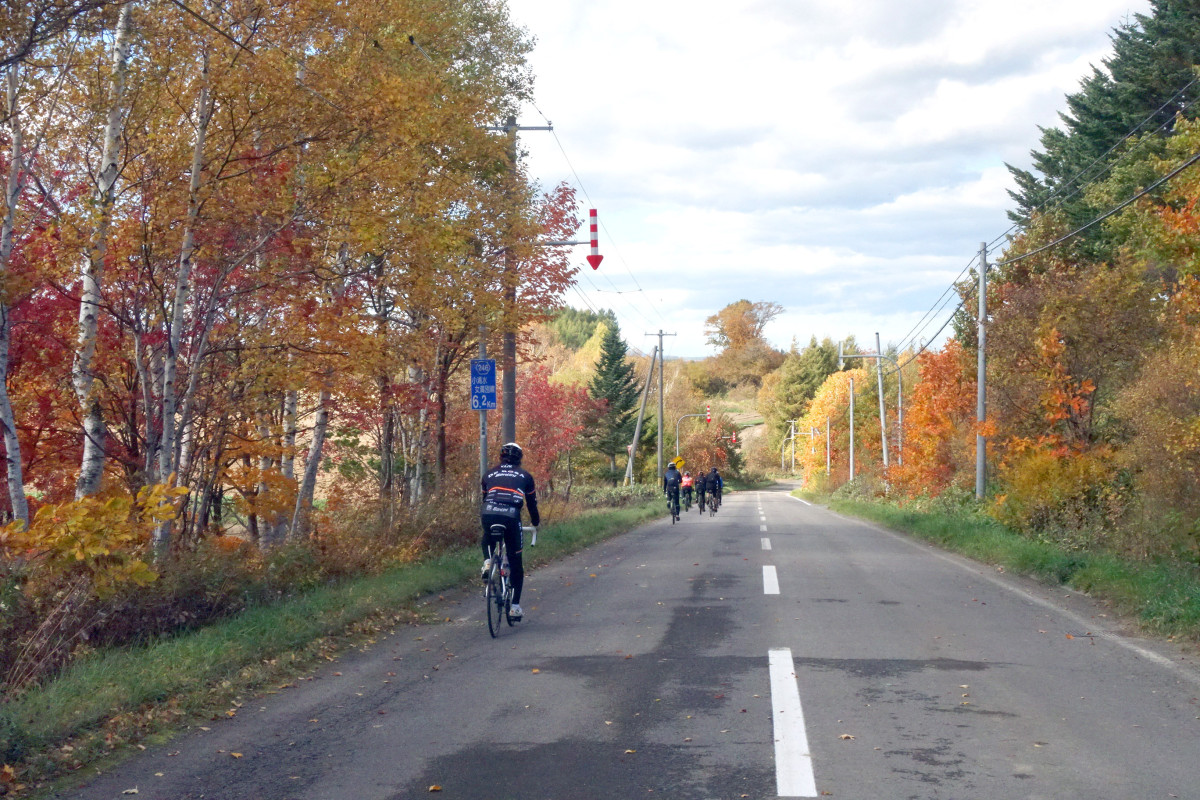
(503, 521, 525, 603)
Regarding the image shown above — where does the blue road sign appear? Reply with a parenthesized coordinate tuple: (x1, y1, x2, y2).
(470, 358, 497, 410)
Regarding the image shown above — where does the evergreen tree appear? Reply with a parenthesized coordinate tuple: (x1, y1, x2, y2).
(586, 323, 640, 481)
(550, 307, 617, 350)
(1006, 0, 1200, 251)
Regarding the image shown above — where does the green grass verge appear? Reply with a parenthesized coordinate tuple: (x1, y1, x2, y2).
(795, 490, 1200, 642)
(2, 501, 661, 784)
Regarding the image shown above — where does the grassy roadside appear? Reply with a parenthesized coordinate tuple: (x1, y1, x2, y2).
(796, 490, 1200, 643)
(2, 501, 661, 793)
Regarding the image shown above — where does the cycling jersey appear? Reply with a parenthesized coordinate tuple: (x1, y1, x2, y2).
(482, 464, 540, 526)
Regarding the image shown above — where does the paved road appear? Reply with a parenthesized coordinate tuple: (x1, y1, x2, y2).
(65, 488, 1200, 799)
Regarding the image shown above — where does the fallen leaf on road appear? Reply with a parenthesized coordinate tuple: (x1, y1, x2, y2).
(428, 785, 442, 792)
(333, 672, 342, 676)
(1065, 634, 1075, 640)
(838, 734, 855, 740)
(531, 668, 541, 674)
(624, 749, 636, 754)
(121, 790, 138, 795)
(154, 773, 163, 777)
(589, 574, 597, 578)
(605, 721, 612, 725)
(231, 753, 243, 759)
(684, 737, 692, 742)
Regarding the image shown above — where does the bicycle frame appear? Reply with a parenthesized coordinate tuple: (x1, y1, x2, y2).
(485, 525, 535, 638)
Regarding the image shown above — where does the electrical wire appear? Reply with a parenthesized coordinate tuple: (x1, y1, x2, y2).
(995, 147, 1200, 268)
(893, 75, 1200, 358)
(529, 100, 671, 328)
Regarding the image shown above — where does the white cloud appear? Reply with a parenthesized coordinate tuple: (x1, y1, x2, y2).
(511, 0, 1153, 357)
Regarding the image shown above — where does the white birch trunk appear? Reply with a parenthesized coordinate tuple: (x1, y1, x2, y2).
(159, 48, 211, 484)
(73, 2, 134, 500)
(282, 388, 297, 481)
(289, 388, 329, 540)
(289, 242, 347, 540)
(0, 66, 28, 525)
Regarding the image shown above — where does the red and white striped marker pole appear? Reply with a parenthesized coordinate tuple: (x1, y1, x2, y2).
(586, 208, 603, 269)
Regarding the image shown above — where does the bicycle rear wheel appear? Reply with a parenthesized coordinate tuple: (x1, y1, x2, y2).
(486, 567, 504, 637)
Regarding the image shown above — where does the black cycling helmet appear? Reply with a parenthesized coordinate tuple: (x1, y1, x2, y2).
(500, 442, 523, 465)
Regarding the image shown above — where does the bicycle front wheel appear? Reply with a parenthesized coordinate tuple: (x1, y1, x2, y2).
(486, 570, 505, 637)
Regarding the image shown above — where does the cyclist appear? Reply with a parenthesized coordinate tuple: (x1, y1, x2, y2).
(681, 471, 694, 511)
(694, 470, 708, 515)
(481, 442, 539, 621)
(708, 466, 724, 510)
(663, 462, 682, 520)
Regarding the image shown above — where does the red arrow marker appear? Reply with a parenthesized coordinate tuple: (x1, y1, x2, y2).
(587, 208, 603, 269)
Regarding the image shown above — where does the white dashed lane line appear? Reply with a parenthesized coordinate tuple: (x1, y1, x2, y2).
(768, 648, 818, 797)
(761, 537, 771, 550)
(763, 565, 780, 595)
(760, 524, 768, 532)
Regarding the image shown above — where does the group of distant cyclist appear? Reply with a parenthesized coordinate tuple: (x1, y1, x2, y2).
(662, 462, 722, 522)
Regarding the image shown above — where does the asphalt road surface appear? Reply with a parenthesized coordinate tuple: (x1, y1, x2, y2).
(64, 487, 1200, 799)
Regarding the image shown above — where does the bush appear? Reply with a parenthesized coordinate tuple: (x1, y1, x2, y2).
(569, 484, 660, 508)
(991, 447, 1128, 550)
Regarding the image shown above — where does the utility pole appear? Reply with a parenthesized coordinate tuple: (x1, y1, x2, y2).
(849, 377, 855, 481)
(790, 419, 796, 472)
(646, 331, 676, 480)
(825, 416, 830, 477)
(840, 340, 902, 468)
(624, 346, 657, 485)
(976, 242, 988, 501)
(875, 332, 889, 469)
(487, 115, 552, 445)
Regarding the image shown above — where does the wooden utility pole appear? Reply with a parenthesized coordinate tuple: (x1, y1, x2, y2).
(646, 331, 676, 479)
(490, 116, 551, 445)
(624, 346, 657, 485)
(976, 242, 988, 500)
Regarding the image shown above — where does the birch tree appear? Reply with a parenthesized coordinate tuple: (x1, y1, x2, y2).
(72, 0, 133, 499)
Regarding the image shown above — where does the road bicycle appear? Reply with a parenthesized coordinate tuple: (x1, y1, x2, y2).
(666, 492, 680, 524)
(708, 493, 719, 517)
(682, 491, 692, 513)
(483, 525, 536, 638)
(696, 494, 707, 516)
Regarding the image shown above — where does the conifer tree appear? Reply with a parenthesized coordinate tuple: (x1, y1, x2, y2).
(1007, 0, 1200, 241)
(587, 323, 639, 481)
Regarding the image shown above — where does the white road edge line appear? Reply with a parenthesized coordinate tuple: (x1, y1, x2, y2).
(763, 565, 780, 595)
(768, 648, 818, 797)
(787, 495, 813, 507)
(762, 537, 771, 550)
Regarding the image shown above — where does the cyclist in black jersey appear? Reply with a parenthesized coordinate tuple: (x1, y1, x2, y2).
(663, 463, 682, 520)
(481, 443, 540, 620)
(708, 466, 723, 509)
(694, 471, 708, 515)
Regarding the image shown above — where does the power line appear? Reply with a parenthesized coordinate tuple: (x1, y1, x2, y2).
(896, 75, 1200, 357)
(989, 74, 1200, 249)
(529, 101, 670, 327)
(996, 147, 1200, 268)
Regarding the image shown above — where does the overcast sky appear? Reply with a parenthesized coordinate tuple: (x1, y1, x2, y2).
(508, 0, 1151, 359)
